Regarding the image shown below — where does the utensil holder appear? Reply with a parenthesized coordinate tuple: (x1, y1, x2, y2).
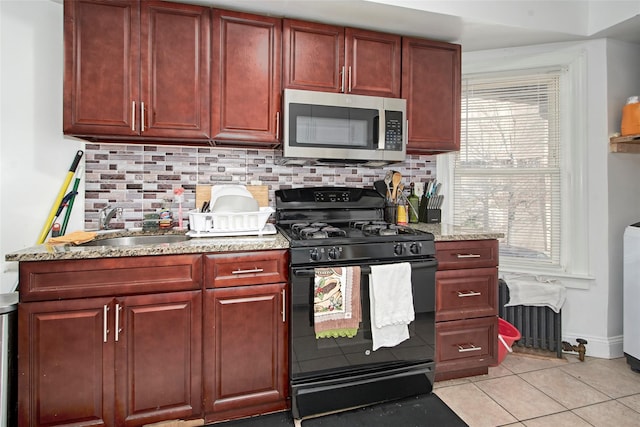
(384, 202, 398, 224)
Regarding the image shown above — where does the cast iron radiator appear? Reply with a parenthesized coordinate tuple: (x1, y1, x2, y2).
(498, 279, 563, 358)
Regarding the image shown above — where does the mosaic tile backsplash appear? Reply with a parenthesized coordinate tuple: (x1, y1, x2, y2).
(84, 143, 437, 230)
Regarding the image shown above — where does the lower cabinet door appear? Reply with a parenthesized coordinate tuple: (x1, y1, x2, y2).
(435, 316, 498, 375)
(116, 291, 202, 426)
(18, 297, 115, 427)
(204, 284, 288, 422)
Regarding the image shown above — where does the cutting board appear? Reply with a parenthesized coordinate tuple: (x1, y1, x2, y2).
(195, 184, 269, 209)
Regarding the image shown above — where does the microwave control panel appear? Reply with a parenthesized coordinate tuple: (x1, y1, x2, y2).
(385, 110, 404, 151)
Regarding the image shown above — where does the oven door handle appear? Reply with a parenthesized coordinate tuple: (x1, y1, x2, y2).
(293, 260, 438, 277)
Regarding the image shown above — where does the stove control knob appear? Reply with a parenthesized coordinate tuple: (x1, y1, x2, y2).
(394, 243, 405, 256)
(309, 248, 322, 261)
(410, 242, 423, 255)
(328, 247, 342, 260)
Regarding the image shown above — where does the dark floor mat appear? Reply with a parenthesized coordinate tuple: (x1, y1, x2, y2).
(209, 394, 468, 427)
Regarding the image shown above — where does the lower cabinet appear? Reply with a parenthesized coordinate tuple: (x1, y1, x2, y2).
(435, 240, 499, 381)
(18, 291, 202, 427)
(204, 284, 288, 422)
(203, 251, 289, 423)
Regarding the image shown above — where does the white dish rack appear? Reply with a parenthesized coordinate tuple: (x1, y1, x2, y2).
(188, 207, 275, 234)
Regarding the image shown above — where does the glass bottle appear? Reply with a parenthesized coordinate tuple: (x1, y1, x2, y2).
(408, 182, 420, 223)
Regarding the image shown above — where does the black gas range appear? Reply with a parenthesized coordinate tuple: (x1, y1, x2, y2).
(276, 186, 437, 420)
(275, 187, 436, 266)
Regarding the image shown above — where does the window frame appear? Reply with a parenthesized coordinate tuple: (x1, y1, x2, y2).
(438, 48, 592, 288)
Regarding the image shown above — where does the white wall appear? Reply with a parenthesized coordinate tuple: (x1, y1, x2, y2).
(0, 0, 84, 293)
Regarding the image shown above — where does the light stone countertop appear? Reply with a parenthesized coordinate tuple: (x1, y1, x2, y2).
(412, 222, 504, 241)
(5, 229, 290, 262)
(5, 223, 502, 263)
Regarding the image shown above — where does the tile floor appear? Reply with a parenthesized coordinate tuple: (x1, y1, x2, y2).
(434, 351, 640, 427)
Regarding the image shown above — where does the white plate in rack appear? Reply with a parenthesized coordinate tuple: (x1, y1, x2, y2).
(186, 223, 277, 238)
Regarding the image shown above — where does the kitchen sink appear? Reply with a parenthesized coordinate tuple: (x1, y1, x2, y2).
(81, 235, 191, 247)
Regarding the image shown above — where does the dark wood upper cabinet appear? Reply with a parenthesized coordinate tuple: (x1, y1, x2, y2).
(63, 0, 210, 141)
(283, 19, 401, 97)
(345, 28, 401, 97)
(211, 9, 282, 146)
(402, 37, 461, 153)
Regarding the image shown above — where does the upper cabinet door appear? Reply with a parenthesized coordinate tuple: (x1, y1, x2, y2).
(140, 1, 211, 139)
(402, 37, 461, 153)
(212, 10, 282, 145)
(63, 0, 140, 136)
(283, 19, 344, 92)
(345, 28, 400, 97)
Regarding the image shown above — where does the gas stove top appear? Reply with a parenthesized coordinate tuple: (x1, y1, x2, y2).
(275, 186, 435, 265)
(280, 220, 429, 245)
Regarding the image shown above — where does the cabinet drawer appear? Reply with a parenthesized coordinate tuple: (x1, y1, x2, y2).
(436, 268, 497, 322)
(205, 250, 288, 288)
(435, 240, 498, 270)
(435, 316, 497, 371)
(19, 255, 202, 302)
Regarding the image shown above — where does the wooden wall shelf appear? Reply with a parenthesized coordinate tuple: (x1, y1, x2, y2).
(610, 134, 640, 153)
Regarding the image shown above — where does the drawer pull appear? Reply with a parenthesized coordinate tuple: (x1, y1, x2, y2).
(103, 304, 109, 343)
(232, 267, 264, 275)
(457, 343, 482, 353)
(456, 253, 481, 258)
(457, 290, 482, 298)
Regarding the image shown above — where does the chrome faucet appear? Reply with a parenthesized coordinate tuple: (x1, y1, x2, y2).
(100, 206, 123, 230)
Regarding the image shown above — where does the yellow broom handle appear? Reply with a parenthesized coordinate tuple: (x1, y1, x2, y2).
(36, 150, 84, 244)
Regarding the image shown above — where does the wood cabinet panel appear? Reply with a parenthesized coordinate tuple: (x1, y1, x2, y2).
(402, 37, 461, 153)
(283, 19, 344, 92)
(435, 239, 499, 381)
(435, 316, 497, 373)
(436, 268, 498, 322)
(64, 0, 211, 141)
(346, 28, 400, 97)
(204, 283, 288, 422)
(140, 1, 211, 138)
(18, 297, 115, 427)
(19, 255, 202, 302)
(435, 239, 499, 271)
(116, 291, 202, 426)
(211, 9, 281, 145)
(204, 250, 288, 288)
(63, 0, 139, 136)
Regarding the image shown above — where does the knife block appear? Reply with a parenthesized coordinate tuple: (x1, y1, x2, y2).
(419, 208, 441, 224)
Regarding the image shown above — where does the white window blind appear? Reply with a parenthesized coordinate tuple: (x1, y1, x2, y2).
(455, 71, 562, 266)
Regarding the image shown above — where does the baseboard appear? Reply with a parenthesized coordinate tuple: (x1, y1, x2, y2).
(562, 333, 623, 359)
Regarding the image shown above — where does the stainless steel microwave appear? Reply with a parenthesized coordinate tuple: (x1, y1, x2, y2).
(280, 89, 407, 167)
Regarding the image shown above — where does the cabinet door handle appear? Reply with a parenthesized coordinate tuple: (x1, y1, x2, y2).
(457, 343, 482, 353)
(340, 66, 345, 93)
(275, 111, 280, 140)
(140, 102, 145, 132)
(457, 290, 482, 298)
(103, 304, 109, 343)
(281, 289, 286, 323)
(456, 253, 481, 258)
(232, 268, 264, 275)
(131, 101, 136, 132)
(348, 66, 352, 93)
(115, 303, 122, 342)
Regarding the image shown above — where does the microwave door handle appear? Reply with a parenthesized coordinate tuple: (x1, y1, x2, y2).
(378, 109, 386, 150)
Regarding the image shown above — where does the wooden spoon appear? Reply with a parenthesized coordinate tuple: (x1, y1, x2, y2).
(391, 171, 402, 202)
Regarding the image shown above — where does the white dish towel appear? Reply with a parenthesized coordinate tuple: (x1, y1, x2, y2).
(369, 263, 415, 351)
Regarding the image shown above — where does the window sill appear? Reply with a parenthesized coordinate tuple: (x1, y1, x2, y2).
(499, 266, 593, 290)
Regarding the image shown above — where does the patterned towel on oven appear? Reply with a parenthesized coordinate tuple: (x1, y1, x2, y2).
(314, 266, 362, 339)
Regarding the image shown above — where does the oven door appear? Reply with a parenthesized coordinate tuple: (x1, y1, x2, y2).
(289, 258, 437, 384)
